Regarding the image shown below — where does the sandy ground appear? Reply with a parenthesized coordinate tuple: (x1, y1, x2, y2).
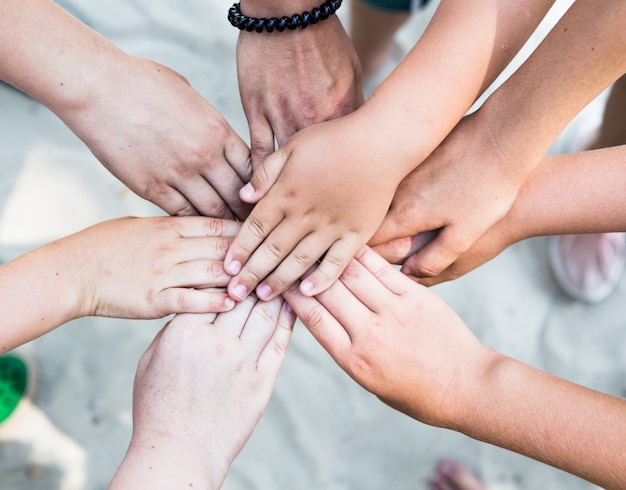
(0, 1, 624, 489)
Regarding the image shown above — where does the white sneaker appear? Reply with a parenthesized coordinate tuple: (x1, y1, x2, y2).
(548, 233, 626, 302)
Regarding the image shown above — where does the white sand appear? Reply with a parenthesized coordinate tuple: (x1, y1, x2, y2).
(0, 1, 623, 489)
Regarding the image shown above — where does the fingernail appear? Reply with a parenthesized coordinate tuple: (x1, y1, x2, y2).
(300, 280, 314, 295)
(224, 297, 235, 310)
(240, 183, 255, 200)
(226, 260, 241, 275)
(232, 283, 248, 300)
(256, 283, 272, 300)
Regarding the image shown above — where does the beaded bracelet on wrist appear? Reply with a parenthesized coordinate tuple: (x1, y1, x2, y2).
(228, 0, 342, 33)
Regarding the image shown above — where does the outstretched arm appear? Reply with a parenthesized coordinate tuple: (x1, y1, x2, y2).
(374, 144, 626, 285)
(224, 0, 554, 301)
(0, 217, 240, 352)
(372, 0, 626, 278)
(284, 247, 626, 489)
(0, 0, 252, 218)
(109, 297, 295, 489)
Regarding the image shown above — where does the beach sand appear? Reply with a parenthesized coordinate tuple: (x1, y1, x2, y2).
(0, 1, 623, 489)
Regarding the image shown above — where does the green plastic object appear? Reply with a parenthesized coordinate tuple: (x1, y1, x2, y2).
(0, 354, 29, 424)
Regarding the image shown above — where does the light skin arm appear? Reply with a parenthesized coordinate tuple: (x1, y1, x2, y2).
(0, 216, 241, 353)
(372, 0, 626, 277)
(0, 0, 252, 219)
(283, 247, 626, 489)
(108, 297, 295, 490)
(224, 0, 553, 301)
(388, 145, 626, 285)
(236, 0, 363, 168)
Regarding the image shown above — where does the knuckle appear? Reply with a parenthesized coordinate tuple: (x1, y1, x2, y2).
(245, 215, 269, 240)
(214, 237, 232, 258)
(412, 261, 440, 278)
(206, 217, 226, 236)
(301, 304, 325, 331)
(339, 260, 360, 280)
(204, 199, 228, 219)
(263, 240, 284, 261)
(253, 162, 271, 187)
(206, 260, 227, 280)
(172, 289, 194, 312)
(254, 301, 276, 324)
(292, 249, 315, 268)
(243, 267, 266, 285)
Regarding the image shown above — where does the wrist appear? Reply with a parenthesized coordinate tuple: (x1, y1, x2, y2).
(240, 0, 322, 18)
(440, 347, 510, 433)
(125, 432, 228, 490)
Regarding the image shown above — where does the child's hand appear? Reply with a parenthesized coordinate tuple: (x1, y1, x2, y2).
(111, 297, 295, 489)
(370, 114, 530, 279)
(76, 216, 241, 318)
(283, 246, 491, 428)
(224, 114, 406, 301)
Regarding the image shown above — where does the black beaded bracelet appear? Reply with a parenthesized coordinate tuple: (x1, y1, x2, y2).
(228, 0, 342, 33)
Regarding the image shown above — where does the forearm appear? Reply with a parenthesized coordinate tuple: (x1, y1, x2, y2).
(109, 439, 226, 490)
(240, 0, 331, 16)
(0, 239, 85, 352)
(358, 0, 554, 173)
(0, 0, 127, 116)
(501, 147, 626, 242)
(477, 0, 626, 171)
(455, 351, 626, 489)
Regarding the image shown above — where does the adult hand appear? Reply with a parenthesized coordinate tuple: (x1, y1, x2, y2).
(60, 58, 253, 219)
(224, 112, 408, 302)
(236, 9, 363, 168)
(110, 297, 295, 489)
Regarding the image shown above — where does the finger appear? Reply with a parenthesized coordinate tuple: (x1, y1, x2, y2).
(255, 233, 330, 300)
(239, 149, 289, 204)
(351, 246, 416, 297)
(371, 236, 415, 264)
(172, 259, 232, 289)
(283, 283, 352, 363)
(258, 301, 296, 371)
(202, 173, 252, 222)
(249, 116, 276, 170)
(312, 265, 379, 338)
(402, 226, 469, 278)
(299, 237, 362, 296)
(368, 205, 415, 246)
(227, 219, 300, 301)
(175, 175, 235, 219)
(154, 185, 200, 217)
(213, 294, 257, 337)
(173, 216, 241, 239)
(326, 249, 394, 312)
(270, 116, 300, 148)
(374, 230, 441, 265)
(223, 133, 253, 183)
(174, 236, 232, 262)
(239, 296, 284, 351)
(157, 288, 236, 315)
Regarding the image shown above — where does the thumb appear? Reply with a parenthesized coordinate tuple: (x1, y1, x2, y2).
(239, 148, 289, 204)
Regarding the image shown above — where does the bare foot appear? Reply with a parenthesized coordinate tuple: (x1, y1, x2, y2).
(428, 459, 487, 490)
